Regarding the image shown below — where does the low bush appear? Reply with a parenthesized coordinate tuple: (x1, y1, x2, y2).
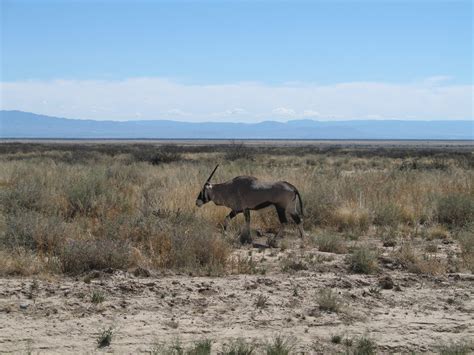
(330, 206, 370, 234)
(348, 245, 379, 274)
(146, 213, 230, 274)
(437, 194, 474, 228)
(303, 185, 337, 228)
(373, 202, 404, 227)
(394, 243, 446, 275)
(60, 239, 132, 274)
(222, 338, 256, 355)
(2, 212, 68, 252)
(316, 289, 342, 313)
(353, 337, 376, 355)
(457, 226, 474, 272)
(97, 326, 114, 348)
(265, 335, 295, 355)
(131, 146, 183, 165)
(438, 342, 472, 355)
(223, 143, 256, 161)
(315, 234, 347, 254)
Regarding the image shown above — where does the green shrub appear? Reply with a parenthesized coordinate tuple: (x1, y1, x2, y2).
(437, 194, 474, 228)
(97, 326, 114, 348)
(315, 234, 347, 254)
(187, 339, 212, 355)
(147, 213, 230, 274)
(353, 337, 376, 355)
(302, 180, 337, 227)
(91, 290, 106, 304)
(129, 144, 184, 165)
(457, 226, 474, 272)
(64, 170, 109, 218)
(2, 212, 68, 252)
(317, 289, 342, 313)
(222, 338, 256, 355)
(60, 239, 131, 274)
(0, 167, 51, 214)
(348, 246, 379, 274)
(265, 335, 295, 355)
(438, 342, 471, 355)
(373, 202, 404, 227)
(223, 143, 255, 161)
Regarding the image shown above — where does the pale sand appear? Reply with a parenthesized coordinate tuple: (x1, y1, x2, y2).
(0, 237, 472, 354)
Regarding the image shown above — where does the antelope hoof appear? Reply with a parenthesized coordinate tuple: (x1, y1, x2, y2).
(267, 236, 278, 248)
(239, 230, 252, 245)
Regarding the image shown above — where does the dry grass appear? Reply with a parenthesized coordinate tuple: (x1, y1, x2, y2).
(314, 233, 347, 254)
(316, 289, 342, 313)
(456, 226, 474, 273)
(394, 242, 447, 275)
(348, 245, 379, 274)
(0, 143, 472, 275)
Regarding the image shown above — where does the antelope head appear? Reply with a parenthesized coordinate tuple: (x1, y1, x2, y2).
(196, 164, 219, 207)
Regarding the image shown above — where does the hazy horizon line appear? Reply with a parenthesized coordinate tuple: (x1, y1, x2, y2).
(2, 110, 472, 124)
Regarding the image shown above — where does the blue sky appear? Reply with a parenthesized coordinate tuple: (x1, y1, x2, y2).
(1, 0, 473, 121)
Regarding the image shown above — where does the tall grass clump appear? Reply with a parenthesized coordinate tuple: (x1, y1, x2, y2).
(145, 212, 230, 274)
(265, 335, 295, 355)
(60, 239, 132, 274)
(353, 337, 376, 355)
(348, 245, 379, 274)
(393, 243, 446, 275)
(316, 289, 342, 313)
(330, 206, 371, 234)
(455, 225, 474, 273)
(314, 233, 347, 254)
(2, 211, 69, 252)
(373, 202, 404, 227)
(64, 169, 111, 218)
(438, 342, 472, 355)
(301, 177, 337, 227)
(132, 146, 183, 165)
(437, 194, 474, 228)
(222, 338, 256, 355)
(223, 142, 256, 161)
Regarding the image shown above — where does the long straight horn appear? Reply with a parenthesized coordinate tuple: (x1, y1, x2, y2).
(206, 164, 219, 183)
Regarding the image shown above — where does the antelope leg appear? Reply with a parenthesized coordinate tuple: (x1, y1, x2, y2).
(239, 209, 252, 244)
(223, 210, 238, 231)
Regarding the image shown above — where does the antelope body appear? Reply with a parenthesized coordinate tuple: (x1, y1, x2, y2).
(196, 165, 304, 241)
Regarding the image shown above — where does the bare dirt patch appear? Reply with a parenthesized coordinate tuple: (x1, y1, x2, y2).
(1, 236, 472, 354)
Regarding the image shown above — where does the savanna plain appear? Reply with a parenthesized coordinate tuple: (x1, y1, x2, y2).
(0, 141, 473, 354)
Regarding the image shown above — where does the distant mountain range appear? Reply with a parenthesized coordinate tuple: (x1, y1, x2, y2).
(0, 110, 472, 139)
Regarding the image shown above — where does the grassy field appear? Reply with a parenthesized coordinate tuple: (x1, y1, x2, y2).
(0, 142, 472, 276)
(0, 142, 473, 353)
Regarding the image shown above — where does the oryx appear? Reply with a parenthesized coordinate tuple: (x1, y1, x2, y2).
(195, 165, 304, 242)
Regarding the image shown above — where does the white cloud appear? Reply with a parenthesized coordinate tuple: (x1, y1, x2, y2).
(0, 77, 472, 122)
(302, 109, 321, 118)
(214, 108, 248, 117)
(272, 107, 296, 117)
(165, 108, 189, 117)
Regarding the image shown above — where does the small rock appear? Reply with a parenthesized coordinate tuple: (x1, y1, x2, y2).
(378, 275, 394, 290)
(245, 283, 258, 290)
(19, 304, 28, 310)
(133, 266, 151, 278)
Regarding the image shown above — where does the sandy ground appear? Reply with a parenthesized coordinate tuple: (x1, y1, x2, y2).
(0, 237, 473, 354)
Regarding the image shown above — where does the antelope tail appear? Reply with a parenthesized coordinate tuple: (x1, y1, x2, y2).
(294, 188, 304, 217)
(284, 181, 304, 216)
